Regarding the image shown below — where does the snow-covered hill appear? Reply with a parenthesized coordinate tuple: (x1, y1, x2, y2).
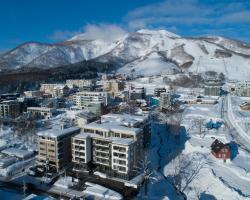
(0, 29, 250, 80)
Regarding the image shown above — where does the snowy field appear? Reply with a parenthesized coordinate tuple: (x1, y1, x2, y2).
(180, 100, 250, 199)
(125, 79, 250, 199)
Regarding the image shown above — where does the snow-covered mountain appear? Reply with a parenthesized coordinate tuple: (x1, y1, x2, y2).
(1, 29, 250, 80)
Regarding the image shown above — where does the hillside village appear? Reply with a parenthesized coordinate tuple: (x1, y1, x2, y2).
(0, 69, 250, 199)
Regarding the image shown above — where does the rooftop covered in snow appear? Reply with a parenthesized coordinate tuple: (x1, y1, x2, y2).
(1, 148, 34, 159)
(36, 126, 80, 139)
(74, 132, 135, 145)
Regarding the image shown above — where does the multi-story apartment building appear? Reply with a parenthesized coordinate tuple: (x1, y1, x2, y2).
(160, 92, 173, 110)
(24, 90, 44, 98)
(0, 100, 20, 118)
(232, 81, 250, 97)
(37, 126, 80, 172)
(129, 86, 146, 100)
(40, 84, 69, 97)
(66, 79, 96, 90)
(0, 93, 20, 101)
(73, 91, 111, 108)
(71, 132, 92, 170)
(154, 87, 166, 97)
(72, 113, 150, 180)
(72, 131, 136, 179)
(75, 112, 98, 128)
(103, 80, 125, 96)
(204, 78, 222, 96)
(27, 107, 56, 119)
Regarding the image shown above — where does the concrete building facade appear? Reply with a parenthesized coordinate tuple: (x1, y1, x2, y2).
(71, 113, 150, 180)
(27, 107, 56, 119)
(73, 91, 111, 108)
(233, 81, 250, 97)
(0, 100, 20, 118)
(37, 126, 80, 172)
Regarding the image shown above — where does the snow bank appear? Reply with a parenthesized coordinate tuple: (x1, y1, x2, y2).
(54, 176, 74, 189)
(83, 182, 123, 200)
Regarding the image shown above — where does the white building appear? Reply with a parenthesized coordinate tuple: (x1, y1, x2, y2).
(27, 107, 56, 119)
(72, 113, 150, 180)
(66, 79, 96, 89)
(232, 81, 250, 97)
(72, 131, 136, 179)
(40, 84, 69, 97)
(73, 91, 111, 108)
(72, 132, 92, 169)
(24, 90, 44, 98)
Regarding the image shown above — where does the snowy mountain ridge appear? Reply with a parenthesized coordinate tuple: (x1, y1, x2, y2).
(0, 28, 250, 80)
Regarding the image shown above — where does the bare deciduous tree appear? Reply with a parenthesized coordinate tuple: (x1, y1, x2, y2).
(169, 153, 208, 197)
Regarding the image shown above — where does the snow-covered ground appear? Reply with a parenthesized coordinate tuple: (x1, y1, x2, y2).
(83, 182, 123, 200)
(138, 82, 250, 200)
(167, 97, 250, 199)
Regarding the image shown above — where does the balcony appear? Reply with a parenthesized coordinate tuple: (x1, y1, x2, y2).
(73, 146, 85, 151)
(94, 141, 109, 147)
(95, 147, 109, 153)
(113, 147, 126, 153)
(113, 153, 126, 159)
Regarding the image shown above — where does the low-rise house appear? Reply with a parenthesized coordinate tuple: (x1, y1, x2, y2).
(0, 157, 16, 169)
(240, 102, 250, 111)
(211, 139, 231, 161)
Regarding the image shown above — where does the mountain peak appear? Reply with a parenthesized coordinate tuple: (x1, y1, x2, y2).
(136, 29, 180, 38)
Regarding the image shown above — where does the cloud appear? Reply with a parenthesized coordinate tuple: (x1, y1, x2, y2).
(124, 0, 250, 41)
(219, 11, 250, 24)
(81, 24, 127, 41)
(50, 24, 127, 42)
(49, 30, 80, 41)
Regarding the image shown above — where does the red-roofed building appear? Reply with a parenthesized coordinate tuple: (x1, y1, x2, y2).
(211, 139, 231, 161)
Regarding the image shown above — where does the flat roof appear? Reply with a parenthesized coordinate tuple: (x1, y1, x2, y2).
(74, 132, 94, 139)
(81, 113, 148, 135)
(76, 111, 97, 119)
(27, 107, 56, 112)
(101, 113, 147, 122)
(83, 122, 141, 135)
(1, 148, 34, 159)
(111, 137, 134, 146)
(74, 132, 134, 145)
(37, 126, 80, 139)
